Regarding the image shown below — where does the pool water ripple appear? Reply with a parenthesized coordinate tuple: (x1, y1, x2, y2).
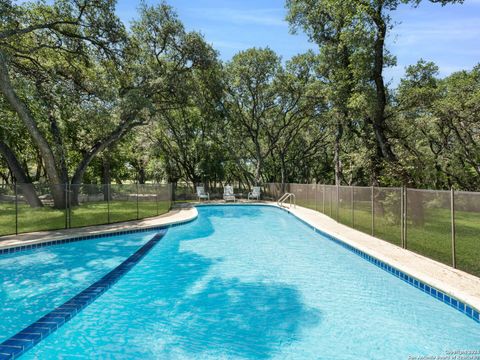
(0, 230, 159, 344)
(6, 206, 480, 359)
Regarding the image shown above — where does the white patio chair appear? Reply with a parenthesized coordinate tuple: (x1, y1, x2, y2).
(248, 186, 261, 201)
(223, 185, 236, 202)
(196, 186, 209, 201)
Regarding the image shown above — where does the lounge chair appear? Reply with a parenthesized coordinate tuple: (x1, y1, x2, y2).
(196, 186, 209, 201)
(248, 186, 261, 201)
(223, 185, 236, 202)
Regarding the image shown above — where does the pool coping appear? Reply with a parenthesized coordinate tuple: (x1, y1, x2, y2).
(196, 203, 480, 322)
(0, 206, 198, 254)
(0, 202, 478, 359)
(0, 208, 199, 359)
(265, 203, 480, 323)
(0, 229, 170, 360)
(3, 201, 479, 319)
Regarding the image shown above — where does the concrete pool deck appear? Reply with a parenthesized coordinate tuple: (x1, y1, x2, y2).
(281, 203, 480, 313)
(0, 204, 198, 251)
(1, 201, 479, 313)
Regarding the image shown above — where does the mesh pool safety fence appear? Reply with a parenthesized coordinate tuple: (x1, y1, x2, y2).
(269, 183, 480, 278)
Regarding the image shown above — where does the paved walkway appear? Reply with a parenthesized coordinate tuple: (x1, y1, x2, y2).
(1, 201, 478, 312)
(0, 205, 198, 250)
(282, 203, 480, 312)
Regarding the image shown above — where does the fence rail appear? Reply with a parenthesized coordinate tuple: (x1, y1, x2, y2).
(0, 183, 172, 237)
(2, 181, 478, 278)
(264, 183, 480, 278)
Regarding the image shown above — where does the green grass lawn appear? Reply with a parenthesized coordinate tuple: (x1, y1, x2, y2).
(1, 196, 478, 277)
(296, 198, 480, 278)
(0, 200, 171, 236)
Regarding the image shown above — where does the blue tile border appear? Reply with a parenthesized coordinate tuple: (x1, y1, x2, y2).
(196, 204, 480, 325)
(273, 205, 480, 325)
(0, 204, 478, 358)
(0, 229, 169, 360)
(0, 217, 195, 256)
(195, 203, 480, 324)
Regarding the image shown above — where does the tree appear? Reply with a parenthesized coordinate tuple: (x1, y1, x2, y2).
(268, 51, 327, 186)
(396, 61, 480, 190)
(224, 48, 320, 185)
(0, 1, 216, 207)
(134, 3, 221, 189)
(0, 93, 43, 206)
(286, 0, 463, 185)
(0, 0, 126, 207)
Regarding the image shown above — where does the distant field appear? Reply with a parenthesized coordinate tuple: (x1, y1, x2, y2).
(0, 200, 170, 236)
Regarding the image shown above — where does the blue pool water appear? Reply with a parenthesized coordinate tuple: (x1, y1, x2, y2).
(4, 205, 480, 359)
(0, 230, 157, 343)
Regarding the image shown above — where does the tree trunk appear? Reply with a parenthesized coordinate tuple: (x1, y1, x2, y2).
(69, 118, 142, 206)
(33, 152, 43, 182)
(334, 119, 343, 186)
(371, 144, 382, 187)
(369, 9, 401, 187)
(280, 152, 287, 193)
(36, 80, 69, 184)
(0, 51, 65, 208)
(101, 155, 111, 201)
(409, 190, 425, 227)
(254, 140, 263, 185)
(138, 166, 146, 184)
(254, 159, 262, 186)
(0, 140, 43, 207)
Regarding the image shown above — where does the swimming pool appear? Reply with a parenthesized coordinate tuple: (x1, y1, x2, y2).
(2, 205, 480, 359)
(0, 229, 160, 344)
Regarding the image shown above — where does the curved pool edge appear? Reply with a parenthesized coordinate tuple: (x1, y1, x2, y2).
(0, 203, 480, 360)
(196, 203, 480, 322)
(1, 203, 478, 359)
(0, 230, 171, 360)
(0, 206, 198, 255)
(257, 203, 480, 322)
(0, 207, 199, 359)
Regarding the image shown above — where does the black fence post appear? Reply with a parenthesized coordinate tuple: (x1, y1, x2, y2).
(65, 183, 68, 229)
(69, 184, 72, 229)
(15, 183, 18, 235)
(401, 186, 404, 248)
(404, 188, 408, 249)
(336, 184, 339, 221)
(371, 186, 375, 236)
(451, 187, 456, 268)
(107, 183, 110, 224)
(136, 183, 139, 220)
(352, 185, 355, 228)
(156, 184, 159, 216)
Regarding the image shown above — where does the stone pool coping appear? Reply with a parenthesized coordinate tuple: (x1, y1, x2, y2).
(0, 205, 198, 251)
(1, 201, 479, 315)
(0, 230, 169, 360)
(278, 203, 480, 315)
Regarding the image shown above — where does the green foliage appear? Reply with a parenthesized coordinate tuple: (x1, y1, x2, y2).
(0, 0, 478, 204)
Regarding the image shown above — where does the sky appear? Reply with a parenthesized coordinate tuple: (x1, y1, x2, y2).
(116, 0, 480, 86)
